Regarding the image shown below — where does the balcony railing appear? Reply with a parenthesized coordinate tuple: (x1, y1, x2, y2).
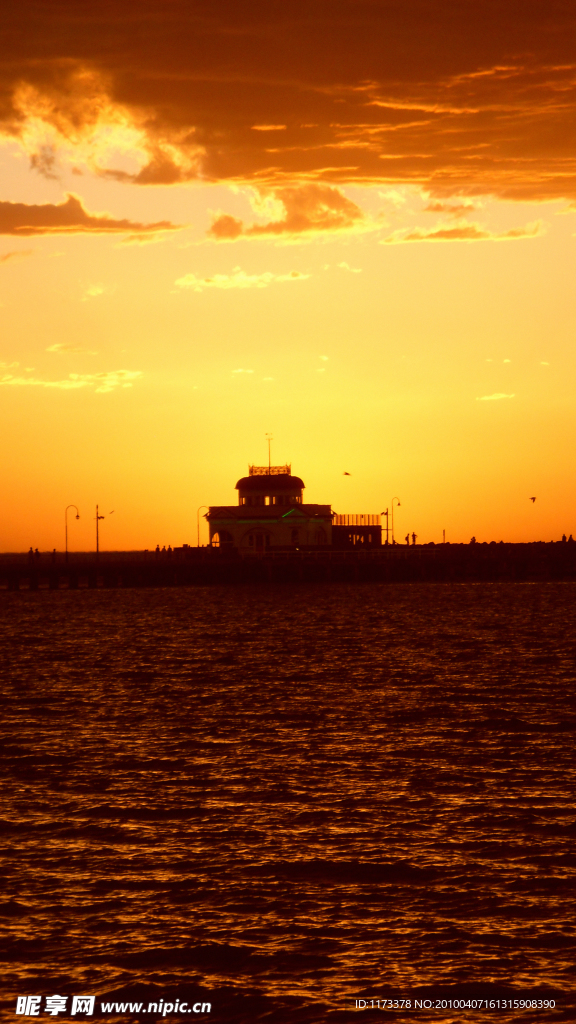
(249, 464, 291, 476)
(332, 514, 381, 526)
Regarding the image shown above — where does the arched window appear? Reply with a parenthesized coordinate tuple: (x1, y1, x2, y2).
(211, 530, 233, 548)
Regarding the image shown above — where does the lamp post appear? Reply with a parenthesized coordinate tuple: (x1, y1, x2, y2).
(381, 509, 389, 545)
(197, 505, 209, 547)
(95, 505, 114, 562)
(65, 505, 80, 563)
(391, 497, 401, 545)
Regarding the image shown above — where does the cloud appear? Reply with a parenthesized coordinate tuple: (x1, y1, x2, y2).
(208, 214, 244, 241)
(208, 184, 367, 241)
(46, 343, 98, 354)
(0, 369, 141, 392)
(99, 147, 201, 186)
(337, 261, 362, 273)
(30, 145, 59, 180)
(0, 250, 33, 263)
(0, 193, 180, 237)
(0, 360, 19, 369)
(383, 221, 542, 243)
(174, 267, 310, 291)
(424, 201, 477, 216)
(477, 392, 515, 401)
(378, 189, 408, 206)
(232, 368, 254, 374)
(3, 6, 576, 202)
(81, 284, 106, 301)
(116, 232, 171, 247)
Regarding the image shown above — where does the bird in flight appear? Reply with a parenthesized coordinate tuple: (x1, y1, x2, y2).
(343, 471, 351, 476)
(529, 497, 536, 503)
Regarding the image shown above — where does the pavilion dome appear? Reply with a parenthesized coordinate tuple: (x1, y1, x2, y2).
(235, 473, 305, 492)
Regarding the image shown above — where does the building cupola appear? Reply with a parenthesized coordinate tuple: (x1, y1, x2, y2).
(235, 464, 304, 507)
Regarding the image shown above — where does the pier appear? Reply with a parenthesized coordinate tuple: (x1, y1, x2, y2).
(2, 541, 576, 589)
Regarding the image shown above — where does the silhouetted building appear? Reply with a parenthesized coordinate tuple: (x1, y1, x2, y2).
(207, 464, 333, 551)
(331, 515, 382, 548)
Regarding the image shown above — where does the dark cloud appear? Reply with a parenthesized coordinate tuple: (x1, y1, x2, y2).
(2, 2, 576, 200)
(0, 193, 180, 236)
(99, 149, 198, 186)
(30, 144, 59, 179)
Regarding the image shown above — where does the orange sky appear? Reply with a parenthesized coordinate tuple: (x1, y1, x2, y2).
(2, 0, 576, 550)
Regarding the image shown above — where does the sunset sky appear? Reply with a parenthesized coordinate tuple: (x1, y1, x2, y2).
(2, 0, 576, 550)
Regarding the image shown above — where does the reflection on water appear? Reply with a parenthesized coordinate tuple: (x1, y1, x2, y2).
(1, 584, 575, 1022)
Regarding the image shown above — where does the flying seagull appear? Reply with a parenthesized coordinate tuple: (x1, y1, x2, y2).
(529, 497, 536, 503)
(343, 472, 351, 476)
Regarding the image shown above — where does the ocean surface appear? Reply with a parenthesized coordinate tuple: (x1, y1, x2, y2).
(1, 583, 575, 1024)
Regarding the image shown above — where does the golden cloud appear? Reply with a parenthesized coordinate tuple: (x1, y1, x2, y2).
(383, 221, 543, 243)
(477, 393, 515, 401)
(0, 249, 33, 263)
(424, 201, 477, 216)
(175, 268, 310, 291)
(2, 4, 576, 201)
(208, 184, 366, 240)
(0, 193, 180, 236)
(46, 343, 98, 354)
(0, 369, 141, 392)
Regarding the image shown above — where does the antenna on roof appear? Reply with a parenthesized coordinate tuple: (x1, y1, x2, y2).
(265, 433, 273, 475)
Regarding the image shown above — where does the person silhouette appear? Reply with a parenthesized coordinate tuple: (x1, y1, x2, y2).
(412, 532, 417, 545)
(28, 547, 34, 562)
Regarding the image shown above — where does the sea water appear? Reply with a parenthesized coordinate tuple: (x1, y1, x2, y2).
(1, 583, 575, 1022)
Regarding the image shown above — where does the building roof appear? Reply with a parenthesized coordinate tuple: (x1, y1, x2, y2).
(235, 473, 305, 492)
(207, 503, 330, 521)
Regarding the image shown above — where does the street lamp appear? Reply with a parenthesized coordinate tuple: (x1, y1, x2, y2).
(65, 505, 80, 563)
(391, 497, 401, 545)
(265, 433, 273, 474)
(380, 509, 389, 545)
(95, 505, 114, 562)
(197, 505, 209, 547)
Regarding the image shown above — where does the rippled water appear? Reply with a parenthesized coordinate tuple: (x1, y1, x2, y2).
(1, 583, 575, 1023)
